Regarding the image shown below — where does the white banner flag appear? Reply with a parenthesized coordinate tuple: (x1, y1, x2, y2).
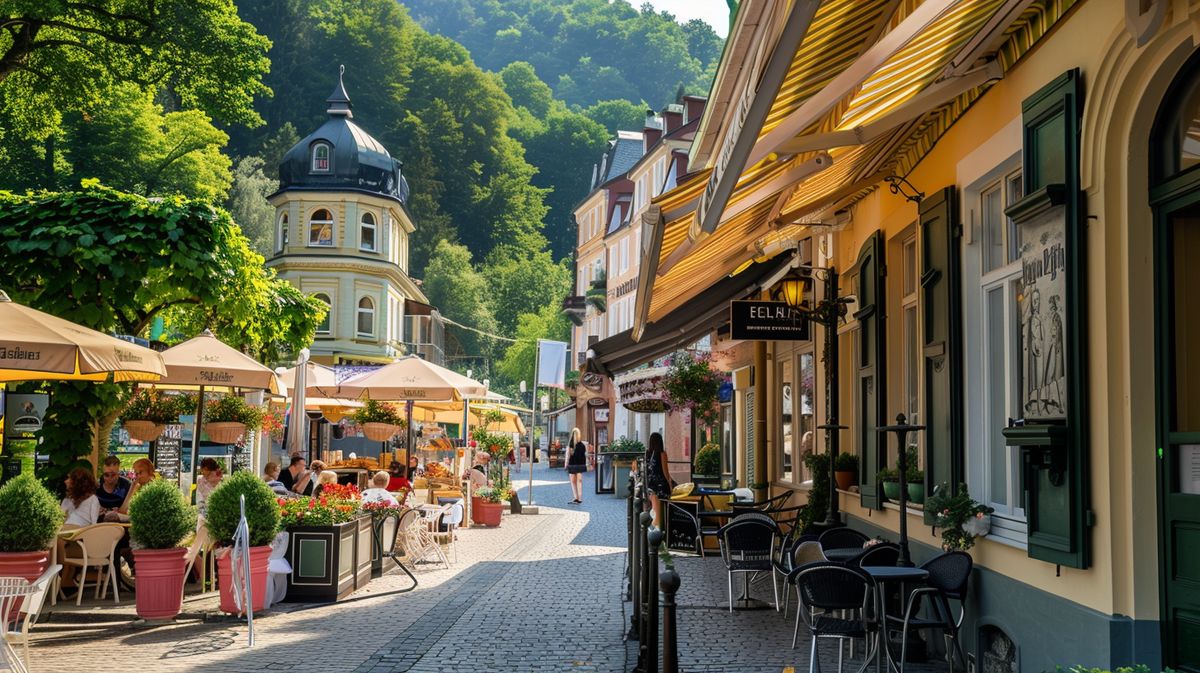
(536, 339, 568, 388)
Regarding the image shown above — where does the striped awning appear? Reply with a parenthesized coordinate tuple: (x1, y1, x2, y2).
(635, 0, 1076, 337)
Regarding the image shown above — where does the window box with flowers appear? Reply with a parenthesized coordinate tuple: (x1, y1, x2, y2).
(122, 389, 194, 442)
(203, 395, 265, 445)
(353, 400, 407, 441)
(280, 485, 373, 602)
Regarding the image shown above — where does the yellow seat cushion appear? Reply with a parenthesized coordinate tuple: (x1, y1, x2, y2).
(670, 482, 695, 498)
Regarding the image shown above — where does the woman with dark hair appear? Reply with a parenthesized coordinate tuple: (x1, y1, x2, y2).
(386, 460, 409, 491)
(61, 468, 100, 528)
(566, 427, 587, 504)
(644, 432, 673, 524)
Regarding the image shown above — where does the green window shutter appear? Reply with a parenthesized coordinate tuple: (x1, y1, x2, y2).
(855, 231, 887, 509)
(919, 187, 964, 524)
(1002, 68, 1089, 569)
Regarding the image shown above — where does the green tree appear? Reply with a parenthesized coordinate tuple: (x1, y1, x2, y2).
(499, 61, 554, 119)
(495, 302, 570, 387)
(0, 0, 271, 141)
(0, 183, 324, 479)
(226, 156, 277, 255)
(482, 246, 570, 334)
(422, 240, 498, 367)
(583, 99, 648, 135)
(258, 122, 301, 177)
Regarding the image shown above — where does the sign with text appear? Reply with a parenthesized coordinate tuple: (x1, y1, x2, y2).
(153, 424, 183, 483)
(729, 300, 809, 341)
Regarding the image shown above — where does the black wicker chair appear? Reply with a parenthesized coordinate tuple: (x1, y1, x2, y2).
(790, 562, 872, 673)
(819, 526, 871, 551)
(887, 551, 973, 672)
(717, 513, 780, 612)
(852, 541, 901, 569)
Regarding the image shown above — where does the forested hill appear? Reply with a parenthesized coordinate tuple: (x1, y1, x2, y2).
(399, 0, 725, 110)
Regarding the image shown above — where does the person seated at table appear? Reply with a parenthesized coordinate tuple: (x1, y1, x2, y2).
(312, 470, 339, 497)
(96, 455, 131, 517)
(361, 471, 400, 506)
(195, 458, 224, 516)
(108, 458, 155, 521)
(385, 461, 410, 491)
(407, 454, 420, 480)
(467, 453, 490, 489)
(61, 468, 100, 529)
(279, 455, 314, 496)
(263, 462, 291, 497)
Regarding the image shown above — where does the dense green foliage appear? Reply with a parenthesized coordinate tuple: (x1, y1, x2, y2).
(205, 470, 281, 546)
(800, 452, 830, 532)
(0, 474, 65, 552)
(352, 400, 405, 427)
(123, 390, 193, 425)
(926, 483, 994, 551)
(400, 0, 723, 109)
(834, 452, 858, 474)
(693, 443, 720, 477)
(205, 395, 266, 430)
(129, 478, 197, 549)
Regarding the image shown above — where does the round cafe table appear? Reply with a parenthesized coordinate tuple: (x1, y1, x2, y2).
(859, 566, 929, 673)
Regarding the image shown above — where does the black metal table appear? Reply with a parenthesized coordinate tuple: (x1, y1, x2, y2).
(859, 566, 929, 673)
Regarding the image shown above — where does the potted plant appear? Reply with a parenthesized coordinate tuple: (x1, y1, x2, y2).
(799, 451, 830, 533)
(0, 474, 64, 581)
(604, 437, 644, 498)
(833, 452, 858, 491)
(205, 471, 280, 614)
(877, 467, 901, 500)
(663, 352, 724, 434)
(204, 395, 265, 445)
(128, 478, 197, 619)
(471, 486, 504, 527)
(906, 465, 926, 504)
(279, 485, 370, 602)
(354, 399, 406, 442)
(927, 483, 995, 550)
(693, 442, 720, 479)
(123, 389, 191, 442)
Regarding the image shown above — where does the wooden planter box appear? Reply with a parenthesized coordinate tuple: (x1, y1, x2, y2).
(284, 515, 373, 603)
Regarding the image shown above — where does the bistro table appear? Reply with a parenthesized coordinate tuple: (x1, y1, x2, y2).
(859, 565, 929, 673)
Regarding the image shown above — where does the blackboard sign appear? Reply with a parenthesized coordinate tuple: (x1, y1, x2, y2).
(232, 435, 253, 473)
(153, 424, 183, 482)
(665, 500, 699, 553)
(730, 300, 809, 341)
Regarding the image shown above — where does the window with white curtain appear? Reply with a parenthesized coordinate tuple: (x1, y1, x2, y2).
(356, 296, 375, 337)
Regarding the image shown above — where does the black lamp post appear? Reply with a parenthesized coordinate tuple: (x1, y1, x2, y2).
(877, 413, 925, 567)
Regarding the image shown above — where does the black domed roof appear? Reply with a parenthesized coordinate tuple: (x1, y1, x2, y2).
(278, 66, 409, 203)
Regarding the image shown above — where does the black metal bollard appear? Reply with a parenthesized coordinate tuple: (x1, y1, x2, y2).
(660, 569, 680, 673)
(644, 528, 663, 673)
(626, 470, 635, 601)
(637, 511, 653, 668)
(630, 481, 644, 638)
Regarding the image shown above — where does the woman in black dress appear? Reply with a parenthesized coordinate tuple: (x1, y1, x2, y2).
(566, 427, 587, 504)
(644, 432, 673, 524)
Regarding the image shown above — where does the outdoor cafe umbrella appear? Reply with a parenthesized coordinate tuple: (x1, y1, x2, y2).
(317, 355, 488, 401)
(277, 358, 362, 455)
(0, 291, 166, 382)
(157, 330, 279, 479)
(414, 402, 527, 434)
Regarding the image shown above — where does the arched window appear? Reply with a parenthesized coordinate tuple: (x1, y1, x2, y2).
(313, 293, 331, 334)
(356, 297, 375, 337)
(277, 212, 289, 253)
(360, 212, 377, 252)
(308, 208, 334, 246)
(311, 143, 331, 173)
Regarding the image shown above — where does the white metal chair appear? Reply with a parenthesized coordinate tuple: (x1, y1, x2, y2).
(0, 576, 41, 673)
(404, 512, 449, 570)
(431, 501, 464, 564)
(61, 523, 125, 605)
(263, 531, 291, 608)
(732, 488, 755, 503)
(3, 565, 60, 673)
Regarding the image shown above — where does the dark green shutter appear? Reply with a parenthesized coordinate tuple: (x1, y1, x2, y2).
(855, 231, 886, 509)
(1002, 69, 1089, 569)
(919, 187, 964, 523)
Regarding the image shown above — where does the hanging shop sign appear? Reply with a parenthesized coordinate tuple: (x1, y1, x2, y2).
(729, 300, 809, 341)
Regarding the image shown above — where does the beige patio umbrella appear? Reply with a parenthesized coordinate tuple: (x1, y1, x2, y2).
(157, 329, 279, 477)
(415, 402, 527, 434)
(318, 355, 487, 401)
(0, 291, 166, 382)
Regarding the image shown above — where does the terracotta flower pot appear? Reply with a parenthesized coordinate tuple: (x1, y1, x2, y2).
(0, 551, 49, 618)
(470, 497, 503, 527)
(132, 547, 187, 620)
(362, 422, 400, 442)
(215, 545, 271, 614)
(124, 420, 166, 442)
(205, 422, 247, 445)
(834, 471, 856, 491)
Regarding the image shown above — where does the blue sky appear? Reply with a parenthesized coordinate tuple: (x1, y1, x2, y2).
(642, 0, 730, 37)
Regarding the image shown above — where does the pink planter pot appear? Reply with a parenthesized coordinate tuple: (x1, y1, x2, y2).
(0, 551, 48, 618)
(215, 545, 271, 614)
(471, 497, 503, 527)
(132, 547, 187, 620)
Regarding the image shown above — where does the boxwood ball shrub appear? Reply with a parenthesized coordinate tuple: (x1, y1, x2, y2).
(0, 474, 65, 552)
(693, 443, 721, 476)
(129, 478, 197, 549)
(205, 471, 281, 547)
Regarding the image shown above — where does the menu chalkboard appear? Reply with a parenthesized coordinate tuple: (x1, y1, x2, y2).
(665, 500, 699, 553)
(153, 424, 183, 483)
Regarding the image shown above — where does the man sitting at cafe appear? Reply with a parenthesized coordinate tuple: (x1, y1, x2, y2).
(107, 457, 156, 522)
(96, 455, 131, 519)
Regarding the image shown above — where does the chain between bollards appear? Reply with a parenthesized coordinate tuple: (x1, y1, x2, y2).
(660, 568, 680, 673)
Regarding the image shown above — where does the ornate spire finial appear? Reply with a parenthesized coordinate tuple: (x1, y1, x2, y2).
(327, 65, 353, 118)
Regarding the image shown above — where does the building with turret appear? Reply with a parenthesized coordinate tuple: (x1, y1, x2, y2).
(267, 67, 444, 366)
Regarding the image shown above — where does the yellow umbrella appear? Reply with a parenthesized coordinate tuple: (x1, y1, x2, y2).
(415, 402, 526, 434)
(0, 291, 166, 382)
(319, 355, 487, 401)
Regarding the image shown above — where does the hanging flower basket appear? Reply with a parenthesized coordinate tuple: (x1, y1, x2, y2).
(124, 420, 166, 442)
(362, 422, 400, 442)
(205, 422, 247, 445)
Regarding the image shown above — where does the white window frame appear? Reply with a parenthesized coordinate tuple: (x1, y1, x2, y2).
(356, 296, 375, 338)
(964, 159, 1027, 545)
(360, 212, 377, 252)
(901, 234, 920, 447)
(308, 208, 334, 247)
(311, 143, 331, 173)
(277, 212, 289, 253)
(313, 293, 332, 335)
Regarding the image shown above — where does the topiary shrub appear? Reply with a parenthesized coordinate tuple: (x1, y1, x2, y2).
(693, 443, 721, 476)
(0, 474, 65, 552)
(129, 479, 196, 549)
(205, 471, 280, 547)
